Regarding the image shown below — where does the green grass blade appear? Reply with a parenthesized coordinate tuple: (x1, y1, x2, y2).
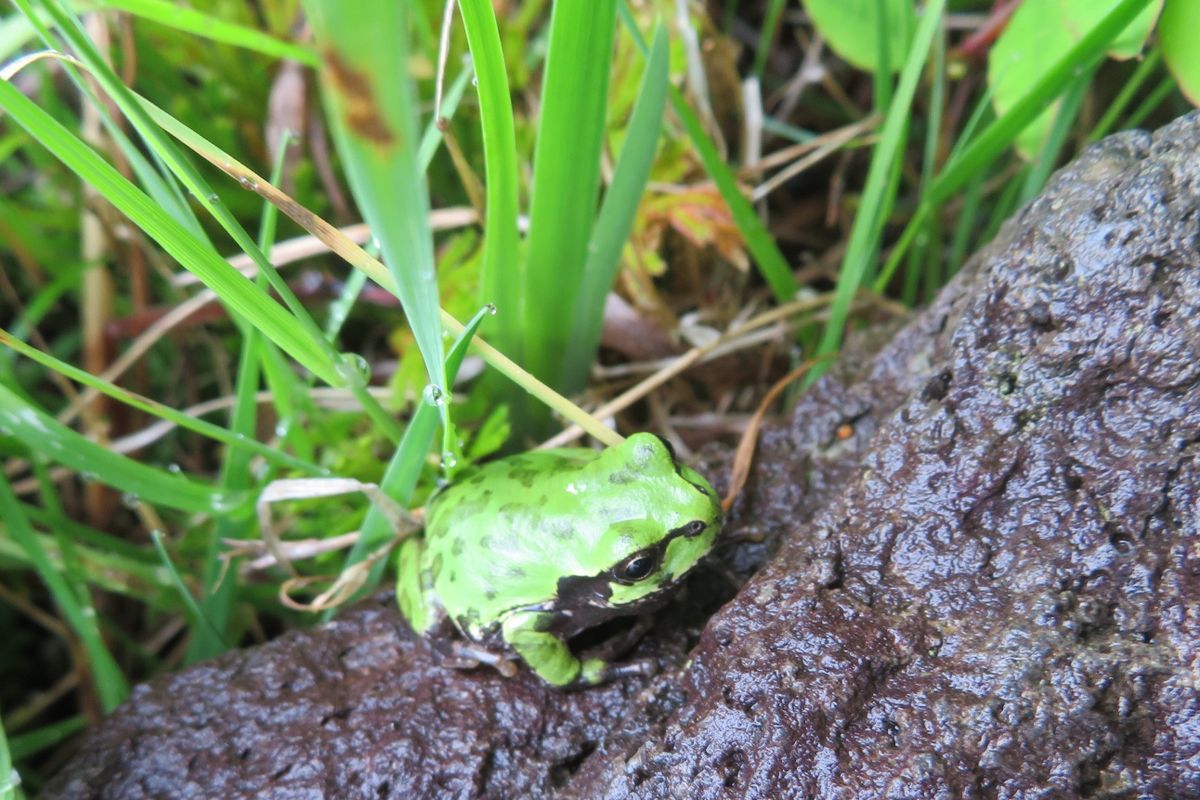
(521, 0, 617, 391)
(26, 0, 366, 405)
(620, 3, 798, 304)
(947, 171, 985, 273)
(1020, 68, 1092, 203)
(873, 0, 1155, 294)
(4, 505, 175, 607)
(0, 328, 324, 475)
(0, 77, 337, 385)
(812, 0, 947, 371)
(12, 3, 208, 240)
(561, 22, 669, 392)
(0, 477, 129, 711)
(0, 713, 14, 800)
(925, 0, 1154, 207)
(151, 530, 227, 654)
(187, 126, 299, 662)
(303, 0, 447, 405)
(458, 0, 521, 361)
(753, 0, 787, 79)
(1123, 74, 1176, 129)
(1089, 48, 1161, 141)
(96, 0, 318, 65)
(8, 716, 85, 761)
(338, 304, 495, 602)
(0, 382, 242, 515)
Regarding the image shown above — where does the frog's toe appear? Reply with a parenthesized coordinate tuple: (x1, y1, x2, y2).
(579, 657, 656, 686)
(445, 642, 518, 678)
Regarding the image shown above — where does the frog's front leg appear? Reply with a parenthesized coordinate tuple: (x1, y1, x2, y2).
(501, 611, 654, 688)
(501, 610, 597, 687)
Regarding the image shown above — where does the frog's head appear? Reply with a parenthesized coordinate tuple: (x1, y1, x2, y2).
(564, 433, 722, 612)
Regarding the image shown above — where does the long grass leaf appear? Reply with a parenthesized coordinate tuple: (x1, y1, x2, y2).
(96, 0, 318, 65)
(812, 0, 946, 371)
(339, 304, 496, 602)
(561, 22, 668, 392)
(0, 713, 14, 800)
(0, 328, 324, 475)
(25, 0, 362, 407)
(873, 0, 1155, 294)
(8, 716, 86, 761)
(303, 0, 447, 406)
(522, 0, 617, 391)
(188, 125, 297, 662)
(0, 382, 241, 514)
(0, 77, 337, 385)
(151, 530, 227, 654)
(458, 0, 522, 362)
(926, 0, 1153, 207)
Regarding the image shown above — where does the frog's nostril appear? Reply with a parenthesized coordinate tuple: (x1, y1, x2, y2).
(684, 520, 707, 537)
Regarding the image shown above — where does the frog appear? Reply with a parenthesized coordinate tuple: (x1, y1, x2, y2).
(395, 432, 723, 688)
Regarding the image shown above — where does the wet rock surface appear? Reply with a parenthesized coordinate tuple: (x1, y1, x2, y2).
(45, 113, 1200, 799)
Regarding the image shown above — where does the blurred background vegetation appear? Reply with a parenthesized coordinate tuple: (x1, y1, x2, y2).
(0, 0, 1195, 793)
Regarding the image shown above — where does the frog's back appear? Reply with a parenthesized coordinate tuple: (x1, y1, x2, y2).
(420, 448, 605, 634)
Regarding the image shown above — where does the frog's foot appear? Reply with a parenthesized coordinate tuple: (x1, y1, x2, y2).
(444, 641, 519, 678)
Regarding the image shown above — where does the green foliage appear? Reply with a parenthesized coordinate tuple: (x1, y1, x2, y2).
(989, 0, 1163, 158)
(812, 0, 946, 371)
(802, 0, 916, 73)
(1161, 0, 1200, 104)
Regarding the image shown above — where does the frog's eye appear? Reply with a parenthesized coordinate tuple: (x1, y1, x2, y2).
(682, 520, 707, 538)
(614, 549, 660, 583)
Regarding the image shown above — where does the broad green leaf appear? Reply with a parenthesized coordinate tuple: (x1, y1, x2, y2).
(1161, 0, 1200, 104)
(989, 0, 1163, 158)
(802, 0, 916, 73)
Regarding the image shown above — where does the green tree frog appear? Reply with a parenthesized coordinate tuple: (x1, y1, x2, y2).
(396, 432, 722, 688)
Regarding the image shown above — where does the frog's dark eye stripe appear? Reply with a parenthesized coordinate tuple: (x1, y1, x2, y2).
(651, 433, 676, 461)
(613, 549, 660, 583)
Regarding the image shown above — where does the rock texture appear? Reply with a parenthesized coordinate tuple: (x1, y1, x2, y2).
(44, 113, 1200, 800)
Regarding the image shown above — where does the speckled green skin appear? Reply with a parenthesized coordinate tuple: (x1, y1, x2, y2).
(396, 433, 722, 687)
